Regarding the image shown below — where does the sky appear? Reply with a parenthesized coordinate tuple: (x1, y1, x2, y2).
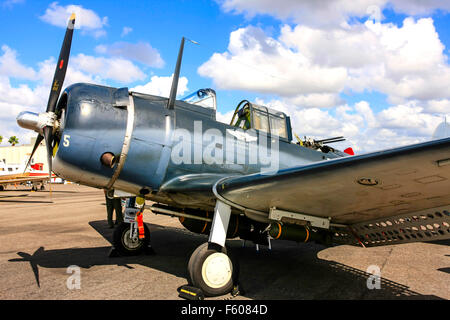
(0, 0, 449, 153)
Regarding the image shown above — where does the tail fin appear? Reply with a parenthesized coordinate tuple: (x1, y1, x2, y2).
(432, 117, 450, 140)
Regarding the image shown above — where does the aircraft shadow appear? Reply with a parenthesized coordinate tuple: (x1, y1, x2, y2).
(430, 239, 450, 246)
(437, 267, 450, 274)
(0, 189, 77, 193)
(0, 199, 53, 203)
(8, 220, 444, 300)
(0, 194, 29, 199)
(35, 190, 79, 194)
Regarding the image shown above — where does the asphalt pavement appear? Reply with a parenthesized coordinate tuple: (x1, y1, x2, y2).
(0, 184, 448, 300)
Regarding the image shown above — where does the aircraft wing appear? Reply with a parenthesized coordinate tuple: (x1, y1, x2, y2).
(0, 176, 50, 185)
(215, 137, 450, 247)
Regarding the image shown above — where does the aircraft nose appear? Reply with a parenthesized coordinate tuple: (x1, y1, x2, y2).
(17, 111, 40, 132)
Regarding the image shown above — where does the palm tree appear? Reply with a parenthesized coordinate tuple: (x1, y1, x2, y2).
(8, 136, 19, 146)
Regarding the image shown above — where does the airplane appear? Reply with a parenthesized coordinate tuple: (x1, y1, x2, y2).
(0, 160, 51, 191)
(16, 14, 450, 297)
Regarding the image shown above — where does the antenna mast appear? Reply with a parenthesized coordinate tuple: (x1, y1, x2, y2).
(167, 37, 185, 110)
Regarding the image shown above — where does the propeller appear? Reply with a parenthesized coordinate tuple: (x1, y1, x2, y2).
(18, 13, 76, 184)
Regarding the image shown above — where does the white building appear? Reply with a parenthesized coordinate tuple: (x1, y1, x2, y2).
(0, 137, 49, 173)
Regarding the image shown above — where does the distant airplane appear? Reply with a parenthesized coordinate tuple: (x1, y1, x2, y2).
(16, 14, 450, 296)
(0, 160, 52, 191)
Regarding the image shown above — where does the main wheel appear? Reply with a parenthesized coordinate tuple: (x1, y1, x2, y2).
(112, 222, 150, 256)
(188, 242, 239, 297)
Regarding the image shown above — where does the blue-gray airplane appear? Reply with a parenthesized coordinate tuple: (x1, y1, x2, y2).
(16, 15, 450, 297)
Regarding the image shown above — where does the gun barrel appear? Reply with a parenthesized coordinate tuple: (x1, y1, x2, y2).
(323, 138, 346, 144)
(315, 136, 345, 143)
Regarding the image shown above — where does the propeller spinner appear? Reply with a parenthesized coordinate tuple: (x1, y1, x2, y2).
(17, 13, 76, 179)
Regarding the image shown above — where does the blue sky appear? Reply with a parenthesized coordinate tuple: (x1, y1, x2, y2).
(1, 0, 449, 151)
(0, 0, 295, 107)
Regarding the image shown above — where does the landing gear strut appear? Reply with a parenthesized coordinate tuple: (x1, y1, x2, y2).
(187, 200, 240, 297)
(111, 196, 154, 256)
(112, 222, 150, 256)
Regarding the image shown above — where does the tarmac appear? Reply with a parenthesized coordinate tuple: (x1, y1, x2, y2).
(0, 184, 448, 300)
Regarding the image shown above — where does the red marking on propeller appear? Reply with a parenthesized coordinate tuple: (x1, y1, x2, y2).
(344, 147, 355, 156)
(59, 59, 64, 69)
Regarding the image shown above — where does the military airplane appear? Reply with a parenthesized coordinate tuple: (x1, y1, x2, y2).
(16, 14, 450, 297)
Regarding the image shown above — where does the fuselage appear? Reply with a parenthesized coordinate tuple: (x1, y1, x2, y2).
(52, 83, 344, 210)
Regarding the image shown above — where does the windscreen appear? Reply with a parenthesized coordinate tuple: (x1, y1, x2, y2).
(182, 88, 217, 110)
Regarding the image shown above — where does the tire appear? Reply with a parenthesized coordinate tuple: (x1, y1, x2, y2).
(112, 222, 150, 256)
(0, 185, 4, 191)
(188, 242, 239, 297)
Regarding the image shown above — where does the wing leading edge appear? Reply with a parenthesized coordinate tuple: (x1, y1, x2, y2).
(215, 138, 450, 226)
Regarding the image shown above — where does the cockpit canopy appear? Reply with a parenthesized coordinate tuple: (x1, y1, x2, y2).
(230, 100, 292, 141)
(182, 88, 217, 110)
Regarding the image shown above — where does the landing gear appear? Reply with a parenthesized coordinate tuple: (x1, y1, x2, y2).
(112, 222, 150, 256)
(187, 200, 240, 297)
(188, 243, 239, 297)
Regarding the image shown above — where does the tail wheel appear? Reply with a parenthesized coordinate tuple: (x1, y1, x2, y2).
(188, 243, 239, 297)
(112, 222, 150, 256)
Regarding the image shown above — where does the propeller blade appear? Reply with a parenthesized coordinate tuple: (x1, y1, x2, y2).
(46, 13, 76, 113)
(43, 127, 53, 181)
(24, 134, 44, 173)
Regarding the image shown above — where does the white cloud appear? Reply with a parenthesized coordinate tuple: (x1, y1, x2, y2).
(71, 54, 146, 83)
(95, 42, 165, 68)
(40, 2, 108, 38)
(0, 76, 46, 109)
(216, 109, 235, 125)
(256, 97, 443, 153)
(36, 56, 98, 88)
(0, 45, 155, 145)
(213, 1, 450, 110)
(121, 26, 133, 37)
(198, 26, 347, 99)
(388, 0, 450, 16)
(0, 45, 37, 80)
(199, 17, 450, 111)
(426, 99, 450, 113)
(131, 74, 189, 98)
(0, 76, 48, 146)
(2, 0, 25, 9)
(219, 0, 450, 27)
(203, 2, 450, 153)
(279, 24, 382, 69)
(285, 93, 344, 109)
(377, 102, 443, 136)
(219, 0, 386, 28)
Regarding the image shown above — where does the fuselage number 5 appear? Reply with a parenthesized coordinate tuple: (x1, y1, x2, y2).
(63, 135, 70, 147)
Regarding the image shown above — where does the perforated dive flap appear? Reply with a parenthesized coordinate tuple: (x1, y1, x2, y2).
(332, 205, 450, 247)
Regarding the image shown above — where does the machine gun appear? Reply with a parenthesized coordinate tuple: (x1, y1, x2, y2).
(294, 134, 346, 153)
